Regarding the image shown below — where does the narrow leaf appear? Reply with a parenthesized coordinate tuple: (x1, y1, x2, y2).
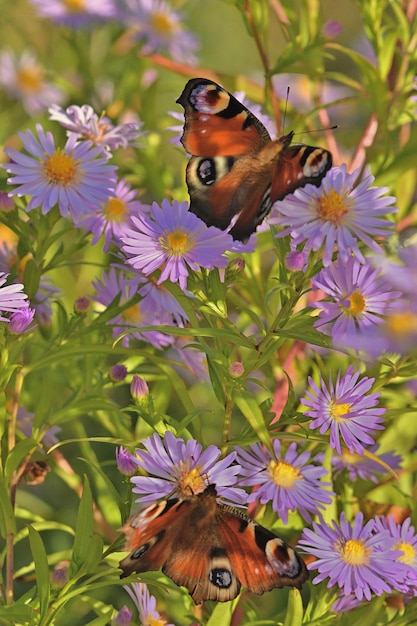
(28, 526, 50, 620)
(234, 391, 272, 452)
(283, 588, 304, 626)
(71, 476, 94, 573)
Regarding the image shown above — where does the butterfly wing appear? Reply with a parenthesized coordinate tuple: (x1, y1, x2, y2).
(119, 487, 307, 604)
(176, 78, 271, 156)
(177, 79, 332, 241)
(119, 489, 241, 604)
(217, 507, 308, 595)
(271, 141, 332, 202)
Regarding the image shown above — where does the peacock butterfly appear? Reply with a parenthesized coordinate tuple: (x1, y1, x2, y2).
(119, 484, 308, 604)
(176, 78, 332, 241)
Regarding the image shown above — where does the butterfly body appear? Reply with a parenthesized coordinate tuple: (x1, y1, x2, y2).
(119, 484, 308, 604)
(177, 78, 332, 241)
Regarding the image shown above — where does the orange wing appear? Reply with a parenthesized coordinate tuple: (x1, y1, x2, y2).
(176, 78, 270, 157)
(217, 511, 308, 595)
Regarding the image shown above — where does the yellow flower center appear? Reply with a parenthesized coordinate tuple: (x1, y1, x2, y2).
(348, 291, 366, 315)
(103, 197, 127, 223)
(316, 189, 351, 222)
(17, 66, 43, 94)
(396, 541, 416, 565)
(268, 460, 300, 488)
(122, 303, 141, 323)
(43, 149, 80, 186)
(340, 539, 370, 565)
(162, 230, 190, 255)
(144, 614, 167, 626)
(330, 401, 351, 421)
(151, 11, 176, 36)
(176, 462, 206, 496)
(385, 312, 417, 337)
(340, 449, 361, 464)
(64, 0, 86, 12)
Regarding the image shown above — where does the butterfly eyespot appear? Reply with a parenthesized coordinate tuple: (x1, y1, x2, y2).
(265, 538, 301, 578)
(209, 567, 233, 589)
(131, 542, 150, 560)
(197, 159, 216, 185)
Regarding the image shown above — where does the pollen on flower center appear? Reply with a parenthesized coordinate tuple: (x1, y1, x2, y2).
(145, 613, 168, 626)
(396, 541, 416, 565)
(386, 311, 417, 337)
(164, 230, 190, 254)
(17, 67, 43, 93)
(104, 197, 127, 222)
(316, 189, 351, 222)
(348, 291, 366, 315)
(268, 460, 300, 488)
(340, 538, 370, 565)
(151, 11, 176, 35)
(122, 302, 141, 323)
(64, 0, 86, 12)
(176, 462, 205, 496)
(43, 149, 80, 186)
(330, 401, 351, 420)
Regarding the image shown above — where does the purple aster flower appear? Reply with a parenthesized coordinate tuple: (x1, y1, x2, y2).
(322, 19, 343, 38)
(48, 104, 144, 157)
(373, 516, 417, 594)
(130, 374, 149, 402)
(3, 124, 117, 221)
(131, 431, 247, 506)
(121, 0, 199, 64)
(9, 307, 35, 333)
(301, 366, 385, 455)
(0, 192, 15, 212)
(124, 583, 173, 626)
(116, 447, 139, 476)
(331, 445, 402, 482)
(311, 256, 402, 348)
(285, 249, 307, 271)
(29, 0, 118, 28)
(122, 199, 249, 291)
(111, 604, 132, 626)
(17, 407, 61, 449)
(299, 512, 405, 601)
(0, 273, 29, 321)
(271, 165, 396, 266)
(0, 50, 65, 115)
(354, 243, 417, 355)
(92, 267, 173, 349)
(139, 280, 188, 327)
(33, 277, 61, 326)
(331, 593, 364, 613)
(236, 440, 333, 524)
(110, 364, 128, 382)
(76, 178, 148, 251)
(74, 296, 90, 313)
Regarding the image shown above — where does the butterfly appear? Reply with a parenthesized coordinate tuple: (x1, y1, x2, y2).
(176, 78, 332, 242)
(119, 484, 308, 604)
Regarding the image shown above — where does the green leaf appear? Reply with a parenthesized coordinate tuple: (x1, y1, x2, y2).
(283, 588, 304, 626)
(234, 391, 272, 452)
(0, 603, 35, 625)
(206, 597, 238, 626)
(0, 480, 16, 539)
(28, 526, 50, 620)
(70, 476, 95, 574)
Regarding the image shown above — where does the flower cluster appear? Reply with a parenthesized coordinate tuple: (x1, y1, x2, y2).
(299, 512, 417, 602)
(118, 431, 333, 522)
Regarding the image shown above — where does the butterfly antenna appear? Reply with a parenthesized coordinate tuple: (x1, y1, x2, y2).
(291, 124, 338, 140)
